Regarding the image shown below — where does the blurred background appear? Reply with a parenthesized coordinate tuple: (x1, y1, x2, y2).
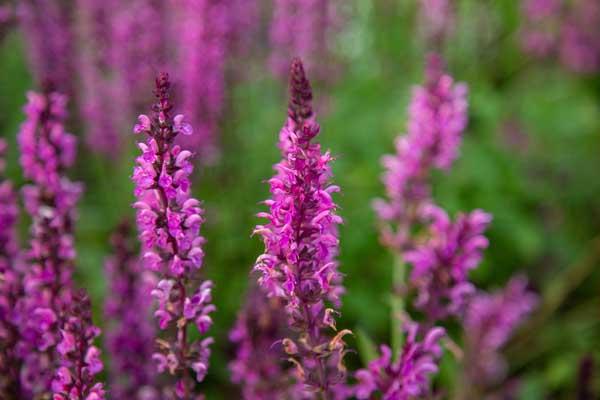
(1, 0, 599, 397)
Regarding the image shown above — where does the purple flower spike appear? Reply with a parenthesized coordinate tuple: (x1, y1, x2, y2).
(77, 0, 122, 156)
(15, 91, 82, 397)
(463, 276, 538, 387)
(174, 0, 229, 163)
(229, 287, 306, 399)
(355, 322, 445, 400)
(17, 0, 75, 93)
(253, 58, 350, 396)
(52, 290, 105, 400)
(373, 54, 468, 252)
(104, 221, 158, 400)
(0, 139, 22, 397)
(405, 205, 492, 322)
(132, 73, 214, 399)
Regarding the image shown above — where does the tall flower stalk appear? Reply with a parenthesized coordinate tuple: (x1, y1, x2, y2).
(175, 0, 229, 163)
(15, 91, 82, 396)
(76, 0, 121, 155)
(372, 55, 471, 355)
(17, 0, 75, 93)
(373, 54, 468, 253)
(0, 139, 22, 398)
(132, 73, 214, 399)
(104, 221, 158, 399)
(253, 58, 350, 397)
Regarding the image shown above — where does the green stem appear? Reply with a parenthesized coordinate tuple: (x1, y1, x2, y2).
(391, 254, 406, 360)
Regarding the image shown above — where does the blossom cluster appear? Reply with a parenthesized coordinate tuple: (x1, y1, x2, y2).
(15, 91, 83, 396)
(373, 54, 468, 252)
(405, 205, 492, 322)
(521, 0, 600, 73)
(104, 221, 158, 399)
(463, 276, 538, 387)
(355, 323, 445, 400)
(253, 58, 349, 396)
(52, 290, 105, 400)
(132, 73, 214, 398)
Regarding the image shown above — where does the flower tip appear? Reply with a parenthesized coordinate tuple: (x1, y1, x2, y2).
(288, 57, 314, 123)
(156, 72, 170, 88)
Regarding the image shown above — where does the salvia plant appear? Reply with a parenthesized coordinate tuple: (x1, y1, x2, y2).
(16, 90, 84, 397)
(0, 4, 553, 393)
(132, 73, 215, 399)
(0, 51, 544, 398)
(253, 58, 351, 397)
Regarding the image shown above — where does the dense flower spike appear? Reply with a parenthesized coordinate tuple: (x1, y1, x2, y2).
(15, 91, 82, 396)
(132, 73, 214, 399)
(229, 287, 303, 399)
(17, 0, 74, 93)
(405, 205, 492, 322)
(174, 0, 229, 162)
(52, 290, 105, 400)
(355, 323, 445, 400)
(270, 0, 344, 83)
(463, 276, 537, 387)
(77, 0, 121, 154)
(0, 139, 22, 398)
(521, 0, 600, 74)
(253, 58, 349, 396)
(373, 54, 468, 252)
(104, 221, 158, 400)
